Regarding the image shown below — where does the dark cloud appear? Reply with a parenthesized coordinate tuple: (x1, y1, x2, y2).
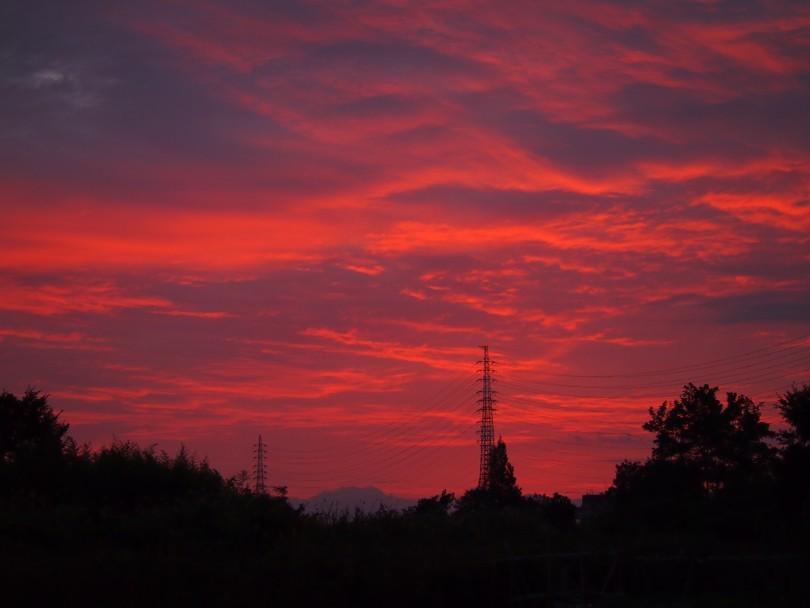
(706, 290, 810, 325)
(0, 1, 302, 199)
(614, 24, 664, 54)
(640, 287, 810, 328)
(613, 81, 810, 153)
(452, 89, 675, 179)
(332, 93, 419, 119)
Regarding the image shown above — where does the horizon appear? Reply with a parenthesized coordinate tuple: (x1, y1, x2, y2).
(2, 0, 809, 499)
(4, 346, 805, 500)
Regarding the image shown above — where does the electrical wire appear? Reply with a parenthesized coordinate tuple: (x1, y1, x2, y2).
(264, 334, 810, 496)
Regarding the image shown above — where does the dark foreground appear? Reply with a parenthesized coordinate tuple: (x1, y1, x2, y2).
(2, 385, 809, 606)
(2, 488, 808, 608)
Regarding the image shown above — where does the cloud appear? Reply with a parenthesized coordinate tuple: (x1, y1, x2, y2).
(0, 278, 172, 315)
(1, 0, 808, 498)
(704, 290, 810, 324)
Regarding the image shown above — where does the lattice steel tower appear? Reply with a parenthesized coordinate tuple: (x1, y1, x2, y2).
(253, 434, 268, 494)
(477, 345, 497, 490)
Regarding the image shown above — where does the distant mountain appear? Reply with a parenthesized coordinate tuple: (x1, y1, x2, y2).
(291, 486, 416, 515)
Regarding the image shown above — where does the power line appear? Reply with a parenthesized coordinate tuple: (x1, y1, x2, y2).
(265, 334, 809, 497)
(505, 332, 810, 381)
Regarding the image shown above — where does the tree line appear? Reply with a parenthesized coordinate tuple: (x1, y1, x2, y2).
(1, 382, 808, 606)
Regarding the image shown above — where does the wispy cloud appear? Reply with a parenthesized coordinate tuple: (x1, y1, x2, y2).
(1, 0, 808, 498)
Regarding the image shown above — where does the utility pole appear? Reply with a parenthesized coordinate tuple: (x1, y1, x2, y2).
(477, 345, 497, 490)
(253, 434, 267, 494)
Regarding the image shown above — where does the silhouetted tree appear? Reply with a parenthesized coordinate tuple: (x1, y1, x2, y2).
(643, 383, 773, 491)
(776, 383, 810, 448)
(610, 456, 705, 528)
(489, 437, 522, 501)
(525, 492, 577, 529)
(227, 468, 252, 494)
(457, 438, 522, 510)
(89, 439, 226, 504)
(774, 383, 810, 530)
(408, 489, 455, 517)
(0, 388, 70, 466)
(607, 383, 782, 544)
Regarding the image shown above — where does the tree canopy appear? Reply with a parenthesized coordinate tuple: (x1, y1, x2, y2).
(0, 387, 70, 466)
(457, 437, 522, 510)
(642, 383, 773, 490)
(776, 383, 810, 448)
(488, 436, 522, 502)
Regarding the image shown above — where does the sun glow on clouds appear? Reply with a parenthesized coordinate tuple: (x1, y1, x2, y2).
(1, 0, 809, 498)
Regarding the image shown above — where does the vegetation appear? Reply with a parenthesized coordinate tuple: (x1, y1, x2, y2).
(1, 383, 808, 606)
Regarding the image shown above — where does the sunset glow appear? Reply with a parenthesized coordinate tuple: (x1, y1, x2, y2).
(2, 0, 809, 498)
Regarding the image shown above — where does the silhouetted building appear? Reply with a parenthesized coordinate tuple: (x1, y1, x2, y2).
(578, 492, 612, 520)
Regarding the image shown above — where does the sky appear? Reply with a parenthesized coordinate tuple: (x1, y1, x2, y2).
(2, 0, 809, 499)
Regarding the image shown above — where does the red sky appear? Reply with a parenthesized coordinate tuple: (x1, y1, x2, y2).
(2, 0, 810, 499)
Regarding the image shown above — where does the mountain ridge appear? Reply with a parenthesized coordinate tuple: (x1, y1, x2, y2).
(290, 485, 417, 514)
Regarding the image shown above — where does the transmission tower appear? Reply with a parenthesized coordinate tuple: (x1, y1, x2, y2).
(253, 434, 268, 494)
(477, 345, 497, 490)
